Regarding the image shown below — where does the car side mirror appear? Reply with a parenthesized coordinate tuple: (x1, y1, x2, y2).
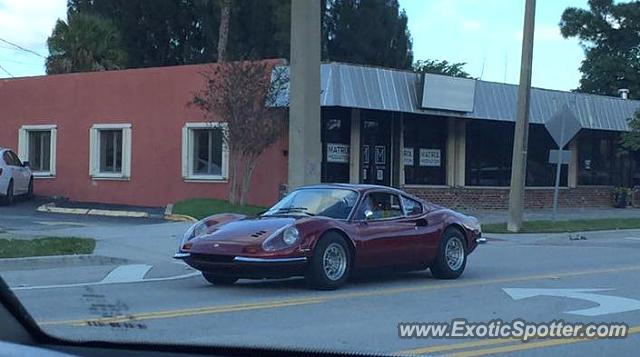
(364, 209, 374, 220)
(22, 161, 29, 168)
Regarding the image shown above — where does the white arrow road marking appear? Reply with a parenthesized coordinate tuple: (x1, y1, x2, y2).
(503, 288, 640, 316)
(99, 264, 152, 284)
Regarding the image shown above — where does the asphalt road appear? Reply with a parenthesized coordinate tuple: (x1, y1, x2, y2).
(3, 201, 640, 356)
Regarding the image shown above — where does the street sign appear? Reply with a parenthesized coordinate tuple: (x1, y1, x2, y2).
(503, 288, 640, 316)
(544, 104, 582, 221)
(544, 104, 581, 148)
(548, 150, 571, 164)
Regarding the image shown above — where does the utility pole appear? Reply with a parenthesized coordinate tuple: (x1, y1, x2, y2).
(507, 0, 536, 232)
(288, 0, 322, 190)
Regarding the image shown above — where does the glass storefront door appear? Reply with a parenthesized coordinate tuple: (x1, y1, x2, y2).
(360, 114, 391, 186)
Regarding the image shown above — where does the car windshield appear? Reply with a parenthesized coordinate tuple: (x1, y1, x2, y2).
(263, 188, 358, 219)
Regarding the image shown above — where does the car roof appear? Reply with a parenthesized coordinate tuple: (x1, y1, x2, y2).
(297, 183, 407, 195)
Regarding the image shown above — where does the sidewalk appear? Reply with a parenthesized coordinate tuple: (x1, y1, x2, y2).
(462, 207, 640, 224)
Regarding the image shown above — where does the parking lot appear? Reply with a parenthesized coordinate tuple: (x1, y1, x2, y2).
(2, 200, 640, 356)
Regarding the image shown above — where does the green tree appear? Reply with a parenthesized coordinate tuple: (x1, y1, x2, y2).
(66, 0, 290, 67)
(325, 0, 413, 69)
(192, 62, 288, 205)
(46, 13, 127, 74)
(413, 59, 470, 78)
(67, 0, 219, 68)
(560, 0, 640, 98)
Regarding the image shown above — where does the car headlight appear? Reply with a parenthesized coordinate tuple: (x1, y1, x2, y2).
(180, 221, 207, 249)
(283, 226, 300, 245)
(262, 225, 300, 251)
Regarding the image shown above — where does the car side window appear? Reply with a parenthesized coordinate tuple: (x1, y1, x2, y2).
(357, 192, 404, 220)
(401, 196, 423, 216)
(1, 152, 10, 166)
(7, 151, 22, 166)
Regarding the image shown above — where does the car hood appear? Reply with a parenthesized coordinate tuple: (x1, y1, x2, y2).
(196, 216, 297, 244)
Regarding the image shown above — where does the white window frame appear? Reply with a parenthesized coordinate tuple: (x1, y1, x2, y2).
(18, 124, 57, 178)
(89, 123, 132, 180)
(182, 122, 229, 181)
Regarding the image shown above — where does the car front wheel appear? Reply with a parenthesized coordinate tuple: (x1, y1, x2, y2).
(202, 273, 238, 286)
(306, 232, 351, 290)
(430, 227, 467, 279)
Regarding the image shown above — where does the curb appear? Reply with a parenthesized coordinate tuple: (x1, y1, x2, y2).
(163, 204, 198, 222)
(164, 214, 198, 222)
(0, 254, 130, 272)
(37, 202, 150, 218)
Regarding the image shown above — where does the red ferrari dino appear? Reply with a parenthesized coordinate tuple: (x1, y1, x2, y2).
(174, 184, 483, 290)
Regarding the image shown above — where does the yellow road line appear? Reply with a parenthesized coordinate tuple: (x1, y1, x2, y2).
(40, 298, 326, 326)
(399, 338, 517, 355)
(38, 264, 640, 327)
(400, 326, 640, 356)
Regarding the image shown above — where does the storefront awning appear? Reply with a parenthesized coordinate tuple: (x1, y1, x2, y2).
(274, 62, 640, 132)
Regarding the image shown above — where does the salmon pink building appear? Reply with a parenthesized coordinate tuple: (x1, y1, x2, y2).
(0, 63, 287, 207)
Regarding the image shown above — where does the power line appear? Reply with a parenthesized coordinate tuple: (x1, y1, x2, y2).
(0, 63, 14, 77)
(0, 38, 46, 58)
(0, 57, 40, 65)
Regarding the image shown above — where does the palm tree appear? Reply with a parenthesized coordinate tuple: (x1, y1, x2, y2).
(46, 13, 127, 74)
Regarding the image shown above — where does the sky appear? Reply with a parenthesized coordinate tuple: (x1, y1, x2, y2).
(0, 0, 590, 91)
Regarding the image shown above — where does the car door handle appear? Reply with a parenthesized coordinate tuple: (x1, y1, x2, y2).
(415, 218, 428, 227)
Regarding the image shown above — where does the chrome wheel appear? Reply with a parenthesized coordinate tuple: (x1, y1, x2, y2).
(323, 242, 347, 281)
(445, 237, 464, 271)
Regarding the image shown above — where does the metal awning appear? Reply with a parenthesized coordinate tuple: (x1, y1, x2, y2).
(274, 62, 640, 132)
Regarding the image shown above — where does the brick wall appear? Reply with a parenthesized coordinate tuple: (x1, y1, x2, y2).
(405, 186, 614, 209)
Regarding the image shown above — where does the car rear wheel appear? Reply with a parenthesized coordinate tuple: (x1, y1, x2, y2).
(26, 178, 33, 199)
(306, 232, 351, 290)
(1, 181, 14, 206)
(430, 227, 467, 279)
(202, 272, 238, 286)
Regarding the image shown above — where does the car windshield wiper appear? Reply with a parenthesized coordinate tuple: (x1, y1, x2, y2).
(273, 207, 316, 216)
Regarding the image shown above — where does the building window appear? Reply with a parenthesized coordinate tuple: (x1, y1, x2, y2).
(403, 115, 447, 185)
(182, 123, 229, 181)
(321, 108, 351, 183)
(18, 125, 57, 177)
(466, 121, 513, 186)
(465, 121, 567, 187)
(578, 130, 623, 186)
(526, 125, 568, 187)
(89, 124, 132, 179)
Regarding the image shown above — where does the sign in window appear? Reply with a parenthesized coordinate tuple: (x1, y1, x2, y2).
(326, 143, 350, 163)
(419, 149, 441, 167)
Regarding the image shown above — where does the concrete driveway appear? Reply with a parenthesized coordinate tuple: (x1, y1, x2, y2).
(0, 198, 194, 286)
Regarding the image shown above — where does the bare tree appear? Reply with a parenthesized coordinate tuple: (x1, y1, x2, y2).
(217, 0, 232, 62)
(192, 61, 288, 205)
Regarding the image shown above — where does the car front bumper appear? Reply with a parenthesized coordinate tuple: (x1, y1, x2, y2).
(174, 252, 309, 279)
